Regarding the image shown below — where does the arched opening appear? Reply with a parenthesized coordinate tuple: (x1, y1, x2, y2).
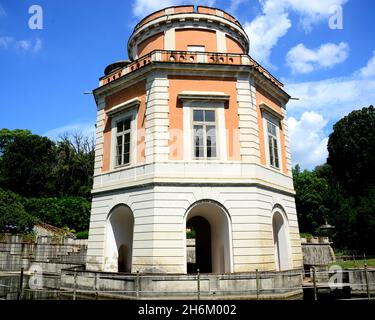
(104, 204, 134, 272)
(187, 216, 212, 273)
(185, 200, 232, 274)
(272, 210, 290, 271)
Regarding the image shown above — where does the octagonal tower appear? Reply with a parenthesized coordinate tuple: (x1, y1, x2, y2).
(87, 5, 303, 275)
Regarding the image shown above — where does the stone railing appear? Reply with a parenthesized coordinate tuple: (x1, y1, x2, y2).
(100, 50, 283, 89)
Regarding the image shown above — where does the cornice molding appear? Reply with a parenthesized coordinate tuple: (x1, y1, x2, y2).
(259, 102, 284, 120)
(106, 97, 141, 117)
(178, 91, 230, 102)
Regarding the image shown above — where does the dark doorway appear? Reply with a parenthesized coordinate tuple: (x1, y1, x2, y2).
(187, 216, 212, 273)
(118, 244, 129, 272)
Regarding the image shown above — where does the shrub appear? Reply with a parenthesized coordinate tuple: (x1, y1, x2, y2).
(186, 227, 196, 239)
(0, 188, 36, 234)
(300, 232, 312, 242)
(24, 196, 91, 232)
(76, 230, 89, 239)
(23, 231, 37, 243)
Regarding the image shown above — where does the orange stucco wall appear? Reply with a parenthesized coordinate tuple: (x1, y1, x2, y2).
(138, 6, 195, 27)
(138, 10, 166, 28)
(255, 86, 287, 174)
(174, 5, 194, 14)
(226, 35, 244, 54)
(197, 6, 238, 25)
(102, 80, 147, 172)
(137, 32, 164, 58)
(175, 29, 217, 52)
(168, 75, 240, 161)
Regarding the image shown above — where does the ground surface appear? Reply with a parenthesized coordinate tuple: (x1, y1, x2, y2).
(331, 258, 375, 269)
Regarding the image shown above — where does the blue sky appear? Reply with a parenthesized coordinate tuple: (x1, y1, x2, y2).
(0, 0, 374, 169)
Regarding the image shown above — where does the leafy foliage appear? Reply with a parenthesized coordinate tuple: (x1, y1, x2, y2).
(0, 188, 36, 234)
(0, 129, 94, 233)
(24, 197, 91, 232)
(186, 227, 196, 239)
(54, 133, 94, 198)
(0, 128, 32, 155)
(76, 230, 89, 239)
(292, 165, 329, 232)
(293, 106, 375, 253)
(0, 129, 94, 199)
(0, 132, 56, 197)
(327, 105, 375, 193)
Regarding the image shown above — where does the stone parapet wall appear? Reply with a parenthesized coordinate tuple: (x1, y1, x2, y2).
(0, 235, 87, 272)
(60, 268, 303, 299)
(301, 243, 336, 266)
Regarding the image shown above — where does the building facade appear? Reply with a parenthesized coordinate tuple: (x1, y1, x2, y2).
(86, 5, 303, 274)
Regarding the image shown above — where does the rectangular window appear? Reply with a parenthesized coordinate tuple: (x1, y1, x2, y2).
(193, 109, 217, 159)
(187, 45, 206, 52)
(267, 121, 279, 169)
(115, 118, 131, 167)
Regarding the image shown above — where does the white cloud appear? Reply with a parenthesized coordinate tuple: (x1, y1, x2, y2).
(33, 38, 42, 53)
(244, 13, 291, 67)
(43, 122, 96, 141)
(286, 77, 375, 120)
(286, 42, 349, 74)
(243, 0, 347, 67)
(0, 36, 13, 49)
(0, 36, 42, 53)
(285, 51, 375, 169)
(359, 50, 375, 78)
(132, 0, 216, 18)
(262, 0, 347, 31)
(227, 0, 247, 15)
(288, 111, 328, 169)
(15, 40, 31, 50)
(0, 4, 6, 17)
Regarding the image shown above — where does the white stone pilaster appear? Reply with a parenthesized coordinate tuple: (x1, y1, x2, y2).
(216, 29, 226, 53)
(281, 107, 292, 176)
(145, 72, 170, 163)
(236, 74, 260, 163)
(94, 97, 106, 176)
(164, 28, 175, 50)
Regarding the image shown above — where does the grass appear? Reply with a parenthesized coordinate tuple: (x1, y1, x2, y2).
(331, 258, 375, 269)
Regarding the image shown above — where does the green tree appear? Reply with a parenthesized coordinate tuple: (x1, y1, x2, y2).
(24, 196, 91, 232)
(354, 187, 375, 252)
(0, 189, 36, 234)
(327, 105, 375, 193)
(0, 128, 32, 155)
(293, 165, 329, 233)
(325, 106, 375, 252)
(0, 133, 56, 197)
(54, 133, 94, 198)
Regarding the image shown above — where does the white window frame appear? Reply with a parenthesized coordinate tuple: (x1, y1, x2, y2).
(263, 111, 282, 170)
(115, 117, 132, 167)
(110, 108, 137, 171)
(192, 108, 218, 160)
(182, 101, 227, 161)
(179, 91, 229, 162)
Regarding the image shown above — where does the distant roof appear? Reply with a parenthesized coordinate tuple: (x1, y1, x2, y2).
(34, 222, 66, 235)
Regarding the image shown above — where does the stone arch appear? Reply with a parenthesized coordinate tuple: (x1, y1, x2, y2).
(184, 199, 232, 274)
(271, 205, 290, 271)
(104, 204, 134, 272)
